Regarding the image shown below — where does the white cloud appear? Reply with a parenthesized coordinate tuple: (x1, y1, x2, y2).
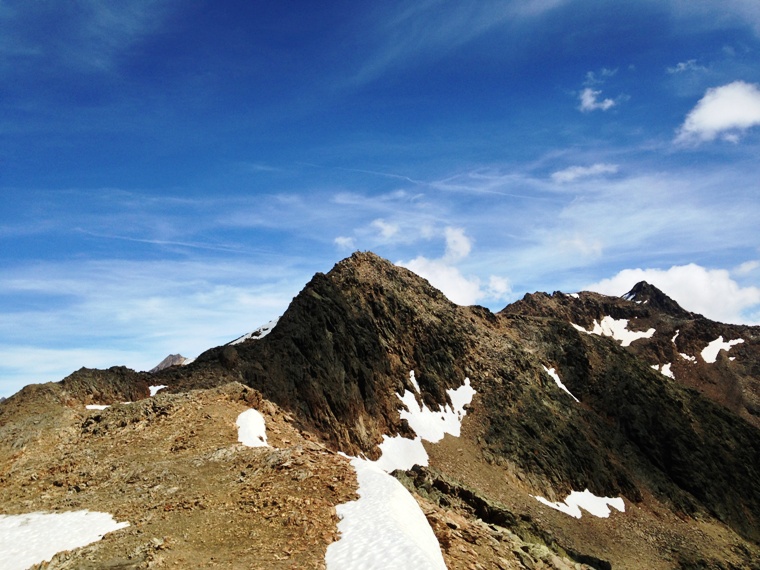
(579, 88, 615, 112)
(487, 276, 511, 298)
(401, 257, 484, 305)
(667, 59, 706, 74)
(735, 260, 760, 275)
(551, 163, 619, 183)
(371, 218, 400, 239)
(334, 236, 356, 249)
(675, 81, 760, 143)
(558, 234, 603, 258)
(587, 264, 760, 324)
(584, 68, 617, 85)
(443, 227, 472, 262)
(399, 227, 510, 306)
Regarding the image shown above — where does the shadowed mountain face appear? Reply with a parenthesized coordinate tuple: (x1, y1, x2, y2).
(3, 251, 760, 568)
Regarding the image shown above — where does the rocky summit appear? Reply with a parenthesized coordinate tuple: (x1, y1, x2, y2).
(1, 252, 759, 569)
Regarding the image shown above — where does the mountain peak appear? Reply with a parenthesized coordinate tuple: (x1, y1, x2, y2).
(149, 354, 188, 373)
(621, 281, 691, 317)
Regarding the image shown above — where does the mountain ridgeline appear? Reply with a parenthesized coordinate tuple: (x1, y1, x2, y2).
(2, 251, 759, 569)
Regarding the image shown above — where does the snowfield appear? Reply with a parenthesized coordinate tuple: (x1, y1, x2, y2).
(0, 511, 129, 570)
(325, 458, 447, 570)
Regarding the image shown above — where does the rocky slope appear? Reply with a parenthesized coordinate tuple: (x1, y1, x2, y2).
(2, 251, 759, 569)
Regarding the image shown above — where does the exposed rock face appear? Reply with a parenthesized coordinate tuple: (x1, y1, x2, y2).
(2, 252, 760, 569)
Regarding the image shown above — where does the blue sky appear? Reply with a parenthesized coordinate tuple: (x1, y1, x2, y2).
(2, 0, 760, 396)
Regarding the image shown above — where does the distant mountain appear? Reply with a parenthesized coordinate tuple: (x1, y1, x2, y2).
(148, 353, 189, 373)
(1, 252, 758, 569)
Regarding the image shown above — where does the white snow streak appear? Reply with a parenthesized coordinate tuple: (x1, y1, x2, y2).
(236, 409, 268, 447)
(542, 366, 579, 402)
(534, 490, 625, 519)
(409, 370, 421, 393)
(0, 511, 129, 570)
(149, 385, 167, 396)
(85, 404, 109, 410)
(701, 336, 744, 363)
(572, 316, 655, 347)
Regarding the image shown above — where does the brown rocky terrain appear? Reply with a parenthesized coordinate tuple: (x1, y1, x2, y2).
(2, 251, 759, 569)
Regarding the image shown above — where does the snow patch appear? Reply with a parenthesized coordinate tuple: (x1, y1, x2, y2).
(651, 363, 675, 379)
(85, 404, 109, 410)
(672, 330, 680, 344)
(0, 511, 129, 570)
(542, 366, 579, 402)
(533, 490, 625, 519)
(569, 293, 580, 299)
(680, 353, 696, 362)
(236, 409, 268, 447)
(572, 316, 655, 347)
(149, 385, 167, 397)
(229, 318, 279, 345)
(701, 336, 744, 363)
(325, 458, 447, 570)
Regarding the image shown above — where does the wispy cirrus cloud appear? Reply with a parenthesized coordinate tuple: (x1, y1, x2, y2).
(0, 258, 303, 396)
(351, 0, 570, 83)
(0, 2, 175, 75)
(667, 0, 760, 37)
(551, 163, 619, 183)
